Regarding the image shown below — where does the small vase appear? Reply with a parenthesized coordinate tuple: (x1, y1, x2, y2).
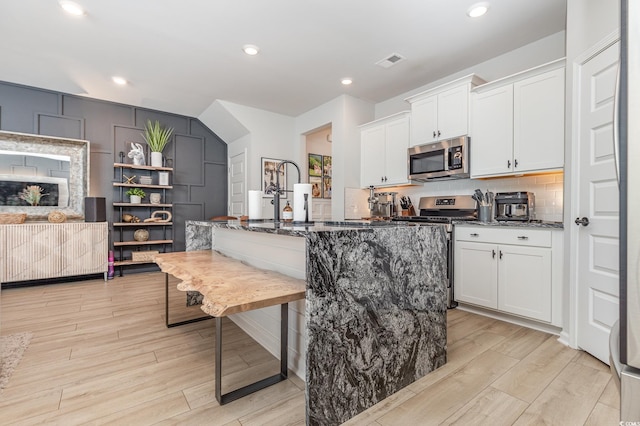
(150, 152, 163, 168)
(130, 195, 142, 204)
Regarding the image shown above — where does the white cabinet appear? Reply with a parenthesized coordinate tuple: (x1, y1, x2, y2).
(454, 225, 562, 325)
(471, 59, 565, 178)
(360, 112, 410, 187)
(406, 74, 485, 147)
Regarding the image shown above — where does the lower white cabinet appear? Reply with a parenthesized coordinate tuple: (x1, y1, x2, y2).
(454, 225, 561, 325)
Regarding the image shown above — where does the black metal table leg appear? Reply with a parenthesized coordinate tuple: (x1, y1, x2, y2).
(215, 303, 290, 405)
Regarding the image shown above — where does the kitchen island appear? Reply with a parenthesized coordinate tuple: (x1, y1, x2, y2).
(184, 220, 448, 425)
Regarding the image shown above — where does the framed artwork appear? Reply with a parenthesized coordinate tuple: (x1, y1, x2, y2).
(261, 157, 287, 198)
(310, 176, 322, 198)
(308, 154, 323, 177)
(323, 176, 332, 199)
(323, 155, 332, 177)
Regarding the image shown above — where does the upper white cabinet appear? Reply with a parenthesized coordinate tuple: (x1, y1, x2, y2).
(360, 112, 410, 188)
(405, 74, 486, 147)
(471, 59, 566, 178)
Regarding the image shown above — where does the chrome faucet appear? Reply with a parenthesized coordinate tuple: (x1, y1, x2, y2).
(272, 160, 301, 222)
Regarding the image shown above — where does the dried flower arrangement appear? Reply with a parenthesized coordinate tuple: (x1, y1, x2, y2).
(18, 185, 48, 206)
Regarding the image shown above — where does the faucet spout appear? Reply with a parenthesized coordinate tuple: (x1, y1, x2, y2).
(272, 160, 302, 222)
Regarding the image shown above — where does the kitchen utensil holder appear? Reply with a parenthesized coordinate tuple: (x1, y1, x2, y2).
(478, 205, 493, 223)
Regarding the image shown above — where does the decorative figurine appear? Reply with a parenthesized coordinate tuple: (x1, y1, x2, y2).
(127, 143, 146, 166)
(123, 174, 136, 184)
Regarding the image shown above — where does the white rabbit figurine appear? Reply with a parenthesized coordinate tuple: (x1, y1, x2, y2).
(127, 143, 145, 166)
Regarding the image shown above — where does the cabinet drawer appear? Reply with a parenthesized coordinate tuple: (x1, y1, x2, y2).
(454, 226, 551, 247)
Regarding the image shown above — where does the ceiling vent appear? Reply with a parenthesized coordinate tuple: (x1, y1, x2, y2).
(375, 53, 406, 69)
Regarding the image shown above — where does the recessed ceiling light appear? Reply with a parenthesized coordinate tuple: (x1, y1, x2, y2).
(341, 78, 353, 86)
(112, 76, 127, 85)
(59, 0, 86, 16)
(243, 45, 260, 56)
(467, 3, 489, 18)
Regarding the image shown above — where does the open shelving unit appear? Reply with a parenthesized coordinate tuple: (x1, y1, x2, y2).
(112, 162, 173, 275)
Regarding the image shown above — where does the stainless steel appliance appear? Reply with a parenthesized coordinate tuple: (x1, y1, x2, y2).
(367, 186, 398, 218)
(393, 195, 477, 308)
(408, 136, 470, 182)
(494, 192, 535, 221)
(610, 2, 640, 420)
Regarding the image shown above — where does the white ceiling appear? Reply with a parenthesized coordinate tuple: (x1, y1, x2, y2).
(0, 0, 566, 118)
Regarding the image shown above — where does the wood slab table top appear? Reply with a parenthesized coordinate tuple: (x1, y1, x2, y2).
(155, 250, 306, 317)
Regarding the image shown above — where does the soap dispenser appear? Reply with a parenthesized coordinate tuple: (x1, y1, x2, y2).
(282, 201, 293, 222)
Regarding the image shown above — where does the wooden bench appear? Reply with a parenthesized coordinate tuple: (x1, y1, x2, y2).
(155, 250, 306, 404)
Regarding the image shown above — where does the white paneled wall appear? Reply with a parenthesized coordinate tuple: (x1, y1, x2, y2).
(348, 172, 564, 222)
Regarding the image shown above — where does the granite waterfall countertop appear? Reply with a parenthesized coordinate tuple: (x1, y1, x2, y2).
(187, 218, 438, 237)
(454, 220, 564, 229)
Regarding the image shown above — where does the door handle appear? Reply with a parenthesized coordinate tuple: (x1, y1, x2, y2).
(507, 160, 511, 169)
(514, 159, 518, 168)
(574, 217, 590, 226)
(499, 250, 503, 259)
(470, 233, 479, 237)
(517, 236, 529, 240)
(433, 130, 436, 138)
(492, 249, 496, 258)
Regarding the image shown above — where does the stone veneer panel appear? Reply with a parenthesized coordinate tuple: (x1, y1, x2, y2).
(305, 225, 447, 425)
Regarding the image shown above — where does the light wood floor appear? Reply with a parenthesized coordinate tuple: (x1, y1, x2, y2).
(0, 272, 620, 425)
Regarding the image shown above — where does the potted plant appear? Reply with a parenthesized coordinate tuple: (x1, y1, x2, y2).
(142, 120, 173, 167)
(126, 187, 146, 204)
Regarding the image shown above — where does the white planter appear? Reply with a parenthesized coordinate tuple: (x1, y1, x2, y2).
(129, 195, 142, 204)
(150, 152, 163, 168)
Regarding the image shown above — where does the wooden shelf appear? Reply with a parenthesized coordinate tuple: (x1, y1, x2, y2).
(113, 239, 173, 247)
(114, 163, 173, 172)
(113, 203, 172, 208)
(113, 183, 173, 190)
(113, 222, 173, 227)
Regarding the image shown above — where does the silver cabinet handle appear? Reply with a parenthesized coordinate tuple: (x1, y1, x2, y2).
(499, 250, 503, 259)
(492, 249, 496, 258)
(433, 130, 437, 138)
(507, 160, 511, 169)
(470, 233, 479, 237)
(517, 236, 528, 240)
(514, 159, 519, 168)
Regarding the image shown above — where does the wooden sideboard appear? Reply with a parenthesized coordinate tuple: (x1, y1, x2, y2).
(0, 222, 108, 283)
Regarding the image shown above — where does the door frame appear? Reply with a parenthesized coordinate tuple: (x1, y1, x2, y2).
(566, 30, 620, 349)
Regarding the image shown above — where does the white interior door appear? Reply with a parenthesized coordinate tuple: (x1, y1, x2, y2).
(228, 150, 247, 216)
(576, 40, 620, 364)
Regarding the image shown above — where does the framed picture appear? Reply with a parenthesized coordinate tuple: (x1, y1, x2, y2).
(262, 157, 287, 198)
(323, 176, 332, 199)
(310, 176, 322, 198)
(323, 155, 332, 177)
(308, 154, 323, 177)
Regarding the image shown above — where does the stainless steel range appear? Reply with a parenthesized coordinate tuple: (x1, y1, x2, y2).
(393, 195, 477, 308)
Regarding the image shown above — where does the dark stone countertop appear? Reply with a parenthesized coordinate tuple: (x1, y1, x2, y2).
(454, 220, 564, 229)
(187, 219, 441, 237)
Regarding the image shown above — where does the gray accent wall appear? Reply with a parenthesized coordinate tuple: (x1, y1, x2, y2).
(0, 80, 228, 257)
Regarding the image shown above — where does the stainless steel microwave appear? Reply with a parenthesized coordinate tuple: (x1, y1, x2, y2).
(407, 136, 470, 181)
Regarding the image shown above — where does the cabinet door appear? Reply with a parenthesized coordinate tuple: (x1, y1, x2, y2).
(454, 241, 498, 309)
(360, 125, 386, 187)
(384, 115, 410, 185)
(470, 85, 514, 177)
(437, 84, 469, 140)
(497, 245, 552, 322)
(409, 95, 438, 146)
(513, 67, 565, 173)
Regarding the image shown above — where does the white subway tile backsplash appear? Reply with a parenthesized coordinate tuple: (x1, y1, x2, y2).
(364, 172, 565, 222)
